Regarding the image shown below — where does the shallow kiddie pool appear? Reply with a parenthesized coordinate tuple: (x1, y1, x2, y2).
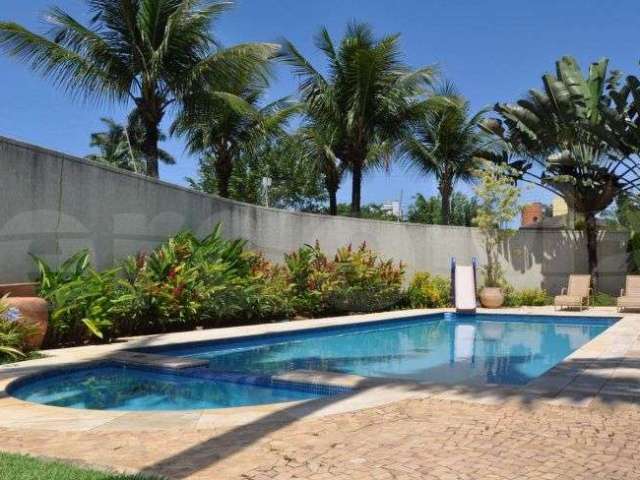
(7, 363, 341, 411)
(9, 313, 618, 411)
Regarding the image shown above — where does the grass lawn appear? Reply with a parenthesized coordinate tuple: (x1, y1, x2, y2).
(0, 452, 159, 480)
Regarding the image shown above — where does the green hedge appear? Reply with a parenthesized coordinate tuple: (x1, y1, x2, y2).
(34, 227, 405, 347)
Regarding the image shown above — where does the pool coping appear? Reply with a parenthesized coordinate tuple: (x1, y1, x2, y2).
(1, 306, 639, 432)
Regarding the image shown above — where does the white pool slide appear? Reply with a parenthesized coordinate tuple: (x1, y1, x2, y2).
(453, 264, 477, 314)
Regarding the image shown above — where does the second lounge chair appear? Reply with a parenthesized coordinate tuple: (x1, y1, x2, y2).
(554, 274, 591, 311)
(617, 275, 640, 312)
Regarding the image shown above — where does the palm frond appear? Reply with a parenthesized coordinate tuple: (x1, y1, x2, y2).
(0, 21, 125, 103)
(279, 38, 327, 92)
(190, 42, 277, 92)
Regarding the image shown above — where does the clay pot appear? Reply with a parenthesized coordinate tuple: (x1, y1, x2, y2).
(2, 293, 48, 350)
(0, 282, 38, 297)
(479, 287, 504, 309)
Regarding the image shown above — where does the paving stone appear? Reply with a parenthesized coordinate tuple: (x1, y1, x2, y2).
(0, 396, 639, 479)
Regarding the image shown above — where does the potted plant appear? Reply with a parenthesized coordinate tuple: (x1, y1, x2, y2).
(0, 284, 48, 349)
(473, 163, 521, 308)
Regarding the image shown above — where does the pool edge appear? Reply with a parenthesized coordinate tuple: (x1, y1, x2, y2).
(0, 307, 638, 431)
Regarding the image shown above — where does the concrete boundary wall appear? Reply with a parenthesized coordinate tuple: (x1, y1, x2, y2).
(0, 136, 629, 293)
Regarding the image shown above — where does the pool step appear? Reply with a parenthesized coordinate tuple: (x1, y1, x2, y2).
(107, 351, 209, 370)
(273, 370, 389, 390)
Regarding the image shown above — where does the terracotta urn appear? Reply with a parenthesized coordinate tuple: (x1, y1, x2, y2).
(479, 287, 504, 309)
(0, 283, 48, 349)
(0, 282, 38, 297)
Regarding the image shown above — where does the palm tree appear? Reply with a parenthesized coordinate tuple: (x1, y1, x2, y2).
(233, 133, 327, 210)
(0, 0, 276, 178)
(407, 192, 478, 226)
(187, 132, 327, 210)
(298, 122, 345, 215)
(86, 115, 175, 173)
(481, 56, 640, 287)
(282, 22, 436, 215)
(402, 83, 488, 225)
(173, 78, 298, 198)
(86, 118, 137, 170)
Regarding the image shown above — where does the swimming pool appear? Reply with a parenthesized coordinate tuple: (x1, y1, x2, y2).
(9, 313, 617, 410)
(151, 313, 616, 385)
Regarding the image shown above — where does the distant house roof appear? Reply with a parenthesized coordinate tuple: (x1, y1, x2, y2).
(519, 214, 608, 230)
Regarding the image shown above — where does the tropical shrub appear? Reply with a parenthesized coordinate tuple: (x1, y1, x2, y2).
(115, 228, 294, 334)
(33, 228, 408, 347)
(35, 226, 298, 344)
(31, 250, 92, 296)
(407, 272, 451, 308)
(219, 252, 294, 325)
(116, 229, 245, 334)
(0, 297, 35, 361)
(32, 250, 120, 346)
(41, 267, 122, 346)
(503, 287, 552, 307)
(284, 242, 405, 315)
(284, 243, 337, 315)
(327, 243, 405, 313)
(590, 291, 616, 307)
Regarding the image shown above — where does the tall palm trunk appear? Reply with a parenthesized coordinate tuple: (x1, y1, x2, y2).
(141, 118, 160, 178)
(329, 192, 338, 215)
(139, 94, 163, 178)
(323, 162, 340, 215)
(439, 179, 453, 225)
(214, 149, 234, 198)
(350, 161, 363, 216)
(584, 211, 599, 290)
(326, 182, 338, 215)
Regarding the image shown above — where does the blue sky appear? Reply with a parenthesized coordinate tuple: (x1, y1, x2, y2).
(2, 0, 640, 208)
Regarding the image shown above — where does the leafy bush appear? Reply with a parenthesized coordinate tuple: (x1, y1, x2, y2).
(119, 229, 295, 333)
(116, 229, 240, 334)
(32, 249, 121, 346)
(0, 297, 36, 361)
(327, 243, 405, 313)
(407, 272, 451, 308)
(284, 242, 404, 315)
(43, 269, 122, 346)
(284, 243, 337, 315)
(32, 250, 92, 296)
(590, 291, 616, 307)
(33, 228, 407, 347)
(215, 252, 295, 325)
(503, 287, 552, 307)
(35, 226, 298, 344)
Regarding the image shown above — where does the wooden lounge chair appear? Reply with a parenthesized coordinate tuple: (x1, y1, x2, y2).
(554, 275, 591, 311)
(617, 275, 640, 312)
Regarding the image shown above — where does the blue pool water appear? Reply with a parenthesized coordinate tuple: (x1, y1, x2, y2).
(9, 365, 327, 411)
(154, 313, 617, 386)
(10, 313, 617, 411)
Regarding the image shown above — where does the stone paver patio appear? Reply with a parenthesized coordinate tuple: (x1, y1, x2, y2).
(1, 395, 639, 479)
(1, 307, 640, 479)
